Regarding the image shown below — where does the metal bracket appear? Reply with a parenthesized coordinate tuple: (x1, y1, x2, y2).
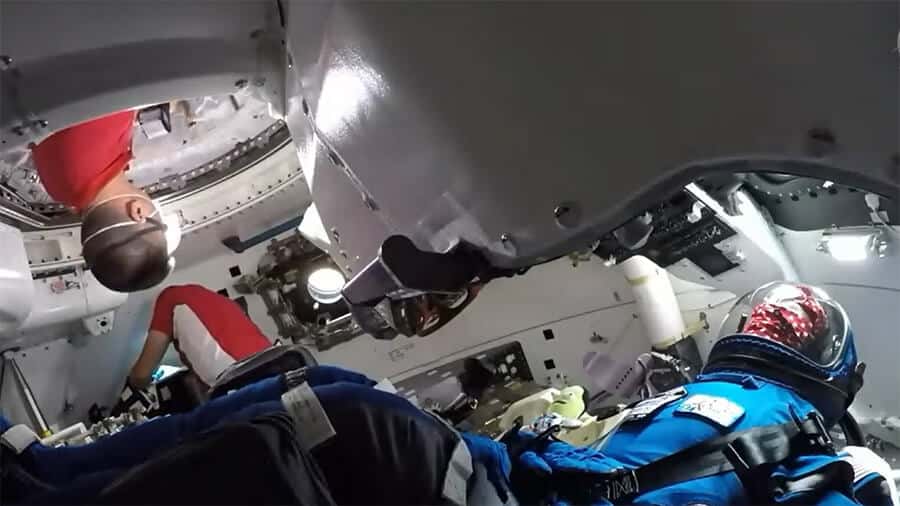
(222, 214, 304, 253)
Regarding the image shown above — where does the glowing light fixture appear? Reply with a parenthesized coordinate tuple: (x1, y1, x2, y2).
(307, 267, 346, 304)
(817, 228, 892, 262)
(162, 211, 182, 255)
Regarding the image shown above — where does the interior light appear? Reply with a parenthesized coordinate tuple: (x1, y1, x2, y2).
(161, 211, 183, 255)
(818, 233, 870, 262)
(307, 267, 346, 304)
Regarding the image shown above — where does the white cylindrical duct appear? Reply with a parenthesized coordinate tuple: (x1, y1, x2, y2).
(14, 268, 127, 334)
(0, 224, 35, 334)
(40, 422, 87, 447)
(619, 255, 686, 349)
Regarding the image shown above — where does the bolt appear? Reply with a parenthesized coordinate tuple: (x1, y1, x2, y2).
(500, 233, 511, 243)
(36, 120, 48, 128)
(0, 55, 11, 68)
(235, 79, 248, 88)
(554, 201, 581, 229)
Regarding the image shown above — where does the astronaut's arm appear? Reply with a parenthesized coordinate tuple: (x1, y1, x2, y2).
(843, 446, 899, 506)
(127, 330, 172, 390)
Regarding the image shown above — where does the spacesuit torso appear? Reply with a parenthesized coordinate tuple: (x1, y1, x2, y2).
(508, 282, 891, 506)
(603, 374, 853, 505)
(509, 372, 886, 506)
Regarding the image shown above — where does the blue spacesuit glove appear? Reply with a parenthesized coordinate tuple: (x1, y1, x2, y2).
(508, 431, 622, 506)
(768, 455, 858, 505)
(304, 365, 376, 388)
(461, 432, 512, 502)
(535, 439, 623, 475)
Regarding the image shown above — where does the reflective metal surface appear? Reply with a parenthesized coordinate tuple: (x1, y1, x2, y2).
(284, 1, 899, 278)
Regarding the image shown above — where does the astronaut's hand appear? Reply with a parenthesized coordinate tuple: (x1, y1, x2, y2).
(111, 381, 159, 417)
(461, 432, 512, 502)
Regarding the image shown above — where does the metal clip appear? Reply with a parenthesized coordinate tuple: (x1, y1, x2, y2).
(597, 468, 640, 501)
(799, 411, 834, 454)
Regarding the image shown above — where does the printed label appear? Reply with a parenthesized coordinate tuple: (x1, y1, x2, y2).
(675, 394, 745, 428)
(626, 387, 687, 421)
(281, 382, 336, 449)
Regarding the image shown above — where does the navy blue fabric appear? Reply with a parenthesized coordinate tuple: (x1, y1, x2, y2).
(2, 365, 376, 502)
(462, 433, 512, 502)
(2, 366, 485, 505)
(309, 383, 464, 505)
(20, 375, 286, 485)
(702, 330, 861, 425)
(512, 375, 864, 505)
(306, 365, 376, 388)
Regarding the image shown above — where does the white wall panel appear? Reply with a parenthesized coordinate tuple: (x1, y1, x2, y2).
(779, 226, 900, 423)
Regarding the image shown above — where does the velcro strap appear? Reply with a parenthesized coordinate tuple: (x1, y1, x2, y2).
(1, 424, 38, 454)
(282, 367, 310, 390)
(280, 382, 335, 450)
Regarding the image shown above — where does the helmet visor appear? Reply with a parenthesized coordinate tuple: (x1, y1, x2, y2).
(718, 282, 849, 367)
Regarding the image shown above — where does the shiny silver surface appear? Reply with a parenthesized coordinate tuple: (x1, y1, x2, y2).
(5, 355, 50, 435)
(284, 1, 899, 276)
(0, 0, 284, 150)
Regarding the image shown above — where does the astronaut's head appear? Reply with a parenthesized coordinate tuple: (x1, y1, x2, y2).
(703, 281, 865, 425)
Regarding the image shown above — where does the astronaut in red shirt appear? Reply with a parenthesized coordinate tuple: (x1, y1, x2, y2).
(128, 284, 273, 389)
(31, 111, 177, 292)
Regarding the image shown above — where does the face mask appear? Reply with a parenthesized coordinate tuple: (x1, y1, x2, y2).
(81, 194, 182, 271)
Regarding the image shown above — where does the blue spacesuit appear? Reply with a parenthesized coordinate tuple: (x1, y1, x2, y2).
(508, 282, 888, 505)
(0, 365, 484, 505)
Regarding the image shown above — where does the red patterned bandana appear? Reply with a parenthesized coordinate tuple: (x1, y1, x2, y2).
(743, 288, 828, 349)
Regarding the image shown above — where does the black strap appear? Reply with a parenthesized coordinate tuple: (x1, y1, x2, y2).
(571, 411, 835, 503)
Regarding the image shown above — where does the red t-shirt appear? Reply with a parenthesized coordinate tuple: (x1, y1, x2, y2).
(30, 110, 136, 211)
(149, 284, 271, 360)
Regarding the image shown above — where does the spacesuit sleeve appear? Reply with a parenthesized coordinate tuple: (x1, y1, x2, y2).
(841, 446, 899, 506)
(768, 453, 889, 505)
(22, 376, 286, 485)
(148, 286, 182, 335)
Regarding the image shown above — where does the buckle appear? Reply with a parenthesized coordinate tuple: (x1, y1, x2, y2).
(798, 412, 834, 454)
(594, 468, 640, 502)
(500, 419, 560, 460)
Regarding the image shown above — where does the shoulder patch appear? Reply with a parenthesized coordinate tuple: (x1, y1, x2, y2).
(675, 394, 745, 428)
(625, 386, 687, 422)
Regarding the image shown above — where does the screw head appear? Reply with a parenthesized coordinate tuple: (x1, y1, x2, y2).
(553, 201, 581, 229)
(499, 233, 517, 253)
(0, 55, 12, 67)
